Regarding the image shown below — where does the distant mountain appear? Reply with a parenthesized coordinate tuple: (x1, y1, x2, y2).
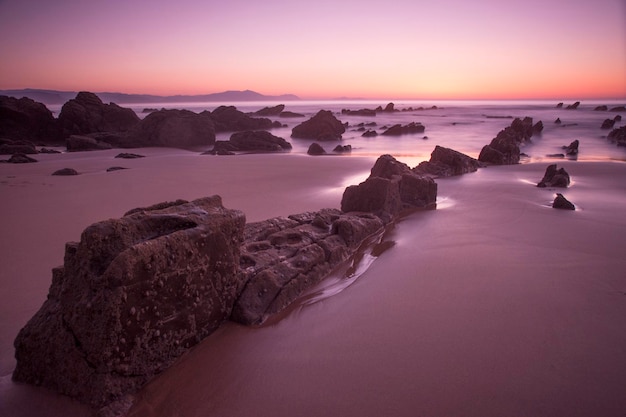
(0, 88, 300, 105)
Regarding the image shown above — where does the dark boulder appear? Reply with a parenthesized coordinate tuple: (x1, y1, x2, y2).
(610, 106, 626, 112)
(52, 168, 79, 176)
(291, 110, 345, 141)
(307, 142, 327, 155)
(13, 196, 246, 410)
(601, 119, 616, 129)
(362, 129, 378, 137)
(537, 164, 570, 188)
(0, 140, 37, 155)
(107, 166, 128, 172)
(553, 193, 575, 210)
(341, 154, 437, 223)
(211, 130, 291, 154)
(555, 118, 562, 124)
(566, 101, 580, 110)
(253, 104, 285, 116)
(594, 105, 608, 111)
(66, 135, 113, 152)
(562, 139, 579, 155)
(381, 122, 425, 136)
(341, 108, 376, 116)
(57, 92, 139, 138)
(413, 145, 482, 177)
(5, 153, 38, 163)
(381, 103, 395, 112)
(556, 102, 563, 108)
(205, 106, 276, 132)
(39, 148, 62, 154)
(333, 144, 352, 153)
(478, 117, 539, 165)
(607, 126, 626, 146)
(0, 95, 59, 143)
(124, 109, 215, 148)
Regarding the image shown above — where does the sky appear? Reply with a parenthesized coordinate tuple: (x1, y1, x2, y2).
(0, 0, 624, 100)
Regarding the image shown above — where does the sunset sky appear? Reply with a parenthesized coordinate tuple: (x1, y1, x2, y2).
(0, 0, 624, 100)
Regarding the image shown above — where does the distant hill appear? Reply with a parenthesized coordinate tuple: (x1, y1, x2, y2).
(0, 88, 300, 105)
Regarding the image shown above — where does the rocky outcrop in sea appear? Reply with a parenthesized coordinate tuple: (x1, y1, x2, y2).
(291, 110, 346, 141)
(478, 117, 542, 165)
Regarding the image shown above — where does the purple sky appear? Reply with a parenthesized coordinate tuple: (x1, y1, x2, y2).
(0, 0, 624, 99)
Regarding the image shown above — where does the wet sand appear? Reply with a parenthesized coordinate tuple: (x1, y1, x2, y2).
(1, 151, 626, 416)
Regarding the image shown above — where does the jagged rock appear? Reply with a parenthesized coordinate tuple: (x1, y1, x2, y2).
(231, 209, 384, 325)
(381, 122, 425, 136)
(566, 101, 580, 110)
(341, 108, 376, 116)
(555, 118, 562, 124)
(594, 105, 608, 111)
(533, 121, 544, 134)
(57, 92, 139, 138)
(553, 193, 575, 210)
(601, 119, 616, 129)
(291, 110, 345, 141)
(253, 104, 285, 116)
(362, 129, 378, 137)
(4, 153, 38, 163)
(66, 135, 113, 152)
(413, 145, 482, 177)
(0, 140, 37, 155)
(341, 154, 437, 223)
(562, 139, 579, 155)
(52, 168, 79, 176)
(381, 103, 395, 112)
(537, 164, 570, 188)
(115, 153, 145, 159)
(478, 117, 538, 165)
(307, 142, 326, 155)
(333, 144, 352, 153)
(124, 109, 215, 149)
(13, 196, 246, 410)
(607, 126, 626, 146)
(211, 130, 291, 154)
(205, 106, 276, 132)
(0, 95, 59, 143)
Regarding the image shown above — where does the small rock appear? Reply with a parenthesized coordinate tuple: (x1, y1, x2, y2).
(553, 193, 575, 210)
(52, 168, 79, 176)
(115, 153, 145, 159)
(7, 153, 37, 163)
(537, 164, 570, 188)
(106, 166, 128, 172)
(307, 143, 326, 155)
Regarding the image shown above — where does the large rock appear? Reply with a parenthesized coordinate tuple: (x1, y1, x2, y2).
(205, 106, 276, 132)
(57, 92, 140, 138)
(341, 154, 437, 222)
(211, 130, 291, 153)
(125, 109, 215, 148)
(537, 164, 570, 188)
(231, 209, 384, 325)
(413, 145, 482, 177)
(13, 196, 246, 409)
(478, 117, 539, 165)
(291, 110, 346, 141)
(0, 95, 59, 143)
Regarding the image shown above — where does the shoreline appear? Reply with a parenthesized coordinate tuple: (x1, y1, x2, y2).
(1, 151, 626, 417)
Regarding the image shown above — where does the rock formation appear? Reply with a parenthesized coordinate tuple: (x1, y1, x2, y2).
(52, 168, 79, 176)
(253, 104, 285, 116)
(333, 144, 352, 153)
(0, 139, 38, 155)
(562, 139, 579, 156)
(66, 135, 113, 152)
(204, 106, 277, 132)
(566, 101, 580, 110)
(601, 119, 616, 129)
(537, 164, 570, 188)
(13, 196, 246, 410)
(0, 95, 60, 144)
(381, 122, 425, 136)
(478, 117, 540, 165)
(608, 126, 626, 146)
(413, 145, 482, 177)
(341, 154, 437, 223)
(307, 142, 327, 155)
(57, 92, 140, 139)
(291, 110, 346, 141)
(124, 109, 215, 149)
(210, 130, 292, 154)
(553, 193, 575, 210)
(1, 153, 38, 163)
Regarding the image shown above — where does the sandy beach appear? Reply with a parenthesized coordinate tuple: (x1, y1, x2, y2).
(1, 148, 625, 417)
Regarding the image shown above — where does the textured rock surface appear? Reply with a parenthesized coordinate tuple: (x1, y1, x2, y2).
(124, 109, 215, 148)
(478, 117, 540, 165)
(537, 164, 570, 188)
(291, 110, 346, 141)
(57, 92, 140, 138)
(13, 196, 245, 408)
(553, 193, 575, 210)
(413, 145, 482, 177)
(341, 154, 437, 222)
(231, 209, 384, 325)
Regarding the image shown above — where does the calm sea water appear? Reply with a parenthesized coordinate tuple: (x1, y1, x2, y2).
(49, 99, 626, 164)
